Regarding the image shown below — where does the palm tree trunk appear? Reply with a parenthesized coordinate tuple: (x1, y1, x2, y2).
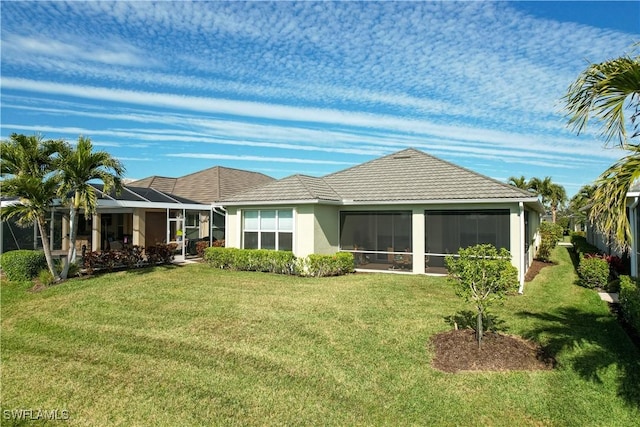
(61, 205, 78, 279)
(36, 217, 60, 282)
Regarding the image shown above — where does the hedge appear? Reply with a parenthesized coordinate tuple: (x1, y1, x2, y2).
(297, 253, 355, 277)
(204, 247, 296, 274)
(0, 250, 47, 282)
(570, 233, 600, 257)
(204, 247, 354, 277)
(577, 254, 610, 289)
(619, 276, 640, 333)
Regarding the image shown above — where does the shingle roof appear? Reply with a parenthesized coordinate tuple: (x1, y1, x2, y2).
(223, 148, 538, 204)
(223, 174, 341, 202)
(129, 166, 274, 204)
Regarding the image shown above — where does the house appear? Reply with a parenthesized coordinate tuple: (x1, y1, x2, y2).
(587, 183, 639, 277)
(1, 167, 273, 260)
(586, 182, 640, 277)
(220, 148, 544, 291)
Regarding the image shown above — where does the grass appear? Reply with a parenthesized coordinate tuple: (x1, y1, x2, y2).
(1, 247, 639, 426)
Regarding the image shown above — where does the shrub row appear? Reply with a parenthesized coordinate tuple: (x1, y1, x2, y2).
(577, 254, 610, 289)
(570, 233, 600, 257)
(83, 243, 177, 273)
(204, 247, 354, 277)
(569, 233, 626, 290)
(619, 276, 640, 334)
(0, 250, 47, 282)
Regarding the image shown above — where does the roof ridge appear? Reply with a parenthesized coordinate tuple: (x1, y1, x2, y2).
(416, 150, 536, 197)
(323, 148, 416, 179)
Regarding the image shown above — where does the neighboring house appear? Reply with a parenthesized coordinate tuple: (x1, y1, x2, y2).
(587, 183, 640, 276)
(1, 166, 273, 260)
(221, 148, 544, 291)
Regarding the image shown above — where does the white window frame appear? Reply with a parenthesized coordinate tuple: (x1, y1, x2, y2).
(242, 209, 294, 251)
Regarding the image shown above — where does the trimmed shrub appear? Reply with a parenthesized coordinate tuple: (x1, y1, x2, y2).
(0, 250, 47, 282)
(619, 276, 640, 333)
(204, 247, 296, 274)
(204, 247, 353, 277)
(204, 247, 239, 269)
(577, 254, 610, 289)
(298, 252, 355, 277)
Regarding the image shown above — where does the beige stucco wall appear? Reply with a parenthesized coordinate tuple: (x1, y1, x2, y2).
(133, 208, 146, 247)
(225, 202, 537, 286)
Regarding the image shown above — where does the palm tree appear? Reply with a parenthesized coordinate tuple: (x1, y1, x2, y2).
(569, 184, 598, 229)
(507, 175, 530, 190)
(587, 146, 640, 248)
(564, 51, 640, 249)
(528, 177, 567, 223)
(0, 134, 63, 280)
(55, 136, 125, 279)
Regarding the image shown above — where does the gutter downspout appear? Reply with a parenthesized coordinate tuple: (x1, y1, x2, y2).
(630, 197, 639, 277)
(518, 202, 526, 294)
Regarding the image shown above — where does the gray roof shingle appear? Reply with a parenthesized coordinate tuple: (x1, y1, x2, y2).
(130, 166, 274, 204)
(223, 148, 538, 204)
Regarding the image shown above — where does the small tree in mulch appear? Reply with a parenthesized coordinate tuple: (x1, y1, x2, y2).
(445, 244, 519, 349)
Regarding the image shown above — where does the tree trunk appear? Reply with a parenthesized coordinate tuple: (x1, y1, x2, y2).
(61, 205, 78, 279)
(36, 218, 60, 282)
(476, 310, 484, 350)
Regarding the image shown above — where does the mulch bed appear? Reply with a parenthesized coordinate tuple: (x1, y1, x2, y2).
(430, 329, 555, 373)
(525, 259, 555, 282)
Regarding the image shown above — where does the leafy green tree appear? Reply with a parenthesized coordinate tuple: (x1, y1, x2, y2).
(564, 52, 640, 250)
(445, 244, 518, 349)
(0, 134, 64, 280)
(55, 136, 125, 279)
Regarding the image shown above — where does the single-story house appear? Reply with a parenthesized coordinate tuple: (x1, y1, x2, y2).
(220, 148, 544, 291)
(586, 183, 639, 277)
(1, 166, 273, 261)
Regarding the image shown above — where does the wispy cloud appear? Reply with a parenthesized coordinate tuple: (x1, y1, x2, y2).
(167, 153, 353, 166)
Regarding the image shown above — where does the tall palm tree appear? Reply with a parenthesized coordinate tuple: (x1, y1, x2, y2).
(564, 52, 640, 249)
(55, 136, 125, 279)
(0, 134, 63, 280)
(569, 184, 598, 229)
(507, 175, 530, 190)
(528, 177, 567, 223)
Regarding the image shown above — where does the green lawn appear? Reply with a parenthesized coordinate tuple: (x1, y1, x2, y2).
(1, 247, 639, 426)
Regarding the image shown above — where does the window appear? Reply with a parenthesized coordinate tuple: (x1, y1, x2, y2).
(243, 209, 293, 251)
(425, 210, 510, 269)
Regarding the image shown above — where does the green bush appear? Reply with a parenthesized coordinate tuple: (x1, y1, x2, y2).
(204, 247, 239, 269)
(537, 221, 564, 262)
(577, 255, 610, 289)
(38, 268, 55, 286)
(204, 247, 296, 274)
(0, 250, 47, 282)
(298, 252, 355, 277)
(619, 276, 640, 333)
(204, 247, 353, 277)
(570, 234, 600, 257)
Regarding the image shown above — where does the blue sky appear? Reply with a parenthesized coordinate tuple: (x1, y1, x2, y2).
(1, 1, 638, 197)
